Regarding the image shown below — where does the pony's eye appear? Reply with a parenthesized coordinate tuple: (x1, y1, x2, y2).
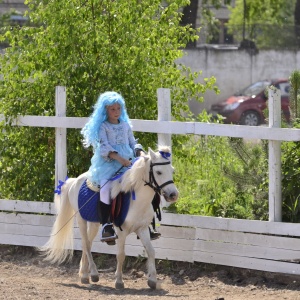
(156, 171, 162, 175)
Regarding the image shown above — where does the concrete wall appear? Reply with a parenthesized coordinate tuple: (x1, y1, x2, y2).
(177, 49, 300, 115)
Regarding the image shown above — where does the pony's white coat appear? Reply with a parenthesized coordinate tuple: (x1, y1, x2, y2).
(40, 147, 178, 289)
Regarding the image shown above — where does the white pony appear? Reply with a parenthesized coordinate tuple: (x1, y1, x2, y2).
(40, 146, 179, 289)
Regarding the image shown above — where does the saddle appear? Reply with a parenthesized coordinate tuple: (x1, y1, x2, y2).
(110, 191, 131, 228)
(110, 191, 161, 230)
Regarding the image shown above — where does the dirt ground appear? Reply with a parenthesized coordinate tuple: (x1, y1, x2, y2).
(1, 245, 300, 300)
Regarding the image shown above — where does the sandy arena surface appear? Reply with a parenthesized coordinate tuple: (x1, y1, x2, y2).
(1, 245, 300, 300)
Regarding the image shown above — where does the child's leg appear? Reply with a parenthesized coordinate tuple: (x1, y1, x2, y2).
(99, 180, 117, 244)
(149, 193, 161, 240)
(149, 217, 161, 240)
(100, 180, 111, 205)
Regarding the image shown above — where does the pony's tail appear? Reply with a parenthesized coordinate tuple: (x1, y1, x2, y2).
(39, 178, 76, 264)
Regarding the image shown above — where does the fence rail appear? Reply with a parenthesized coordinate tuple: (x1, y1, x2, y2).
(1, 87, 300, 275)
(2, 199, 300, 275)
(9, 114, 300, 140)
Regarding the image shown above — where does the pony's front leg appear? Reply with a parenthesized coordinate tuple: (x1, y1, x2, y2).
(137, 227, 157, 289)
(115, 232, 126, 289)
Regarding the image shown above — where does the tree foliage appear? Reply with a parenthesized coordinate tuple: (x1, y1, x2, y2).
(0, 0, 218, 201)
(227, 0, 296, 48)
(289, 70, 300, 119)
(228, 0, 295, 27)
(295, 0, 300, 45)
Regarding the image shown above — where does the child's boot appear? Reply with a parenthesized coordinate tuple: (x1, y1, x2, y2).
(98, 201, 117, 245)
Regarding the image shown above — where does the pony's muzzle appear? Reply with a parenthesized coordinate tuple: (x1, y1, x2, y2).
(163, 191, 179, 203)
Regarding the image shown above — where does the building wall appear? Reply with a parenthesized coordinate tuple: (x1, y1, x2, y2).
(177, 49, 300, 115)
(0, 0, 27, 14)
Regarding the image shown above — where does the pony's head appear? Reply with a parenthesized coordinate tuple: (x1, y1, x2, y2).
(146, 146, 178, 203)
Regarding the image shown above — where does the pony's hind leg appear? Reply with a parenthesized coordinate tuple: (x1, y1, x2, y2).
(78, 217, 90, 284)
(137, 227, 157, 289)
(77, 218, 99, 284)
(79, 253, 89, 284)
(87, 222, 100, 282)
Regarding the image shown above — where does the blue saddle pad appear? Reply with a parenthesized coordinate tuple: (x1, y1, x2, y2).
(78, 180, 100, 223)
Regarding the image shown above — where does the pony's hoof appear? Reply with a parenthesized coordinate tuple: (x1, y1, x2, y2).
(81, 277, 90, 284)
(148, 279, 157, 290)
(115, 281, 124, 289)
(91, 275, 99, 282)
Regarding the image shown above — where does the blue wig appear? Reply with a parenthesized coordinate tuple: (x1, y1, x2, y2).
(81, 91, 131, 148)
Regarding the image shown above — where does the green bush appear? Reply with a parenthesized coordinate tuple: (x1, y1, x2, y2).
(280, 71, 300, 222)
(281, 122, 300, 222)
(170, 133, 269, 221)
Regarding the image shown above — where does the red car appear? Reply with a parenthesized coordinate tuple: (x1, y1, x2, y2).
(210, 79, 291, 126)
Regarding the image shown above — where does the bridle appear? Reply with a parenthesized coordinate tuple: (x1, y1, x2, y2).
(144, 160, 174, 195)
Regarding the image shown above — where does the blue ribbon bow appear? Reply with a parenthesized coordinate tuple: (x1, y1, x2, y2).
(159, 151, 171, 160)
(54, 176, 69, 195)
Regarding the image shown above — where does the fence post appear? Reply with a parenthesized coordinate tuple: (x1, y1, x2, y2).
(157, 88, 171, 147)
(55, 86, 67, 189)
(268, 86, 282, 222)
(157, 88, 172, 208)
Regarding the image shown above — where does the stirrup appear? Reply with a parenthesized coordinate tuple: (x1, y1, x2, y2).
(101, 223, 118, 242)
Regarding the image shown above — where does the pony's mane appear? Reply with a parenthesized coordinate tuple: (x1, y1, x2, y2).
(110, 146, 171, 198)
(110, 156, 149, 198)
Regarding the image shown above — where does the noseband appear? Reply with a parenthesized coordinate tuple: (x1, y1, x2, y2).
(144, 161, 174, 195)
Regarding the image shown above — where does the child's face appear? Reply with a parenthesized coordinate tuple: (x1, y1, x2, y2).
(107, 103, 121, 124)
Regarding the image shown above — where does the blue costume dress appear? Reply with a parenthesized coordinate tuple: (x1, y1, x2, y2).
(87, 120, 136, 185)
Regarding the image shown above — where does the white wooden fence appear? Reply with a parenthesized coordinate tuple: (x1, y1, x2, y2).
(2, 87, 300, 275)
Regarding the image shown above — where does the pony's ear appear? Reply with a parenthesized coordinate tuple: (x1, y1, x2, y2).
(143, 155, 150, 162)
(148, 147, 156, 161)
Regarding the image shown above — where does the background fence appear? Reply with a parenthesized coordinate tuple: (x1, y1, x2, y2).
(2, 87, 300, 275)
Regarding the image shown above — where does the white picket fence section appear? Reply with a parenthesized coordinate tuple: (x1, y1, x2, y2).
(2, 87, 300, 275)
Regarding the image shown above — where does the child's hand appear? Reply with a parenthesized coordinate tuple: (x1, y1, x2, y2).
(121, 158, 132, 167)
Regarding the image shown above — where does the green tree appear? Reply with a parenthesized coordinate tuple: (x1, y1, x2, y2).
(0, 0, 218, 201)
(289, 70, 300, 119)
(294, 0, 300, 46)
(227, 0, 296, 49)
